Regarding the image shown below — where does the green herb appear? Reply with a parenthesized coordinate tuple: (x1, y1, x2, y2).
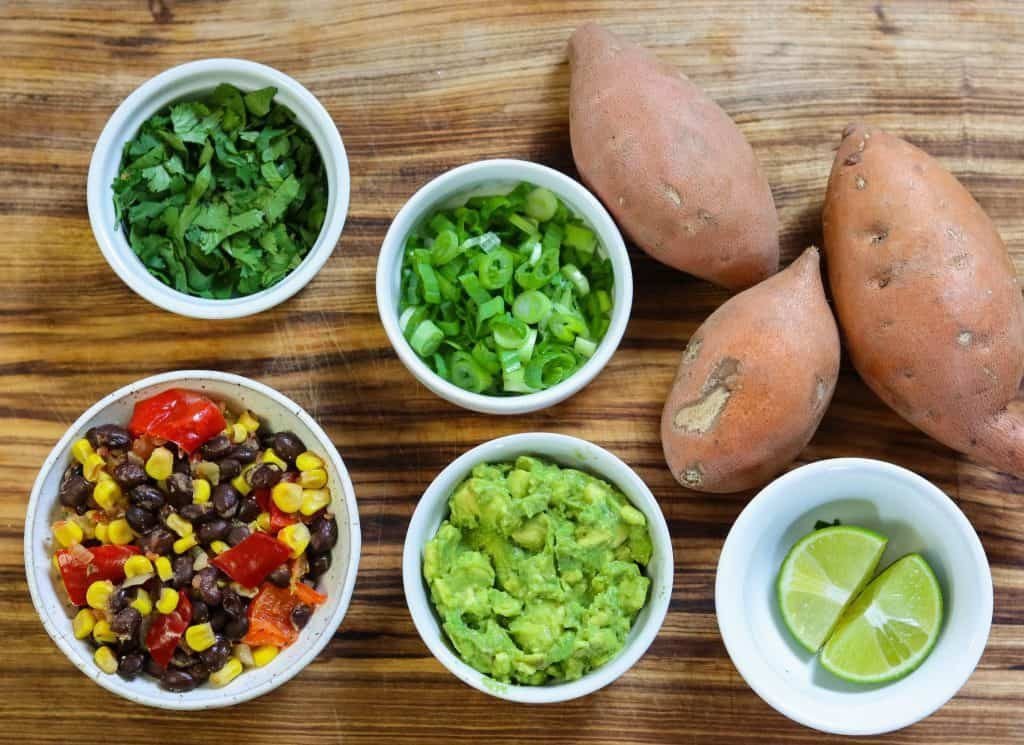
(398, 182, 613, 396)
(112, 83, 328, 299)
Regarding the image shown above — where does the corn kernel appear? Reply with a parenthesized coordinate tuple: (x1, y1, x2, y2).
(277, 522, 310, 558)
(238, 410, 260, 433)
(52, 520, 84, 547)
(86, 580, 114, 610)
(295, 451, 324, 472)
(156, 587, 179, 614)
(131, 589, 153, 616)
(210, 657, 243, 686)
(94, 645, 118, 674)
(185, 622, 216, 652)
(73, 513, 96, 540)
(94, 522, 109, 544)
(261, 448, 288, 470)
(271, 482, 303, 513)
(145, 446, 174, 481)
(230, 423, 248, 444)
(72, 609, 96, 639)
(300, 488, 331, 516)
(252, 645, 279, 667)
(252, 512, 271, 532)
(107, 518, 134, 545)
(231, 469, 253, 496)
(97, 470, 114, 482)
(210, 540, 230, 555)
(123, 555, 154, 578)
(298, 468, 327, 490)
(92, 620, 118, 644)
(71, 438, 95, 465)
(195, 460, 220, 485)
(155, 555, 174, 582)
(92, 479, 123, 512)
(192, 478, 211, 504)
(83, 453, 106, 482)
(165, 512, 193, 537)
(173, 534, 197, 554)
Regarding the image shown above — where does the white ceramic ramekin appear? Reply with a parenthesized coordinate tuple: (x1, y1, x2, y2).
(403, 432, 673, 703)
(376, 160, 632, 415)
(715, 458, 992, 735)
(87, 59, 349, 319)
(24, 370, 361, 709)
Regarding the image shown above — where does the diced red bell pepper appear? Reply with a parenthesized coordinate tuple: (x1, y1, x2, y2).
(145, 591, 192, 667)
(55, 544, 141, 606)
(293, 581, 327, 607)
(242, 583, 300, 648)
(128, 389, 227, 454)
(269, 503, 298, 533)
(211, 531, 292, 588)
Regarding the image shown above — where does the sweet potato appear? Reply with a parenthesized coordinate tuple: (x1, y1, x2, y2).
(823, 124, 1024, 476)
(568, 23, 779, 290)
(661, 247, 839, 492)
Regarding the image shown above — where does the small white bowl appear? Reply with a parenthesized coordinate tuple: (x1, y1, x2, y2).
(403, 432, 673, 703)
(376, 160, 632, 415)
(715, 458, 992, 735)
(24, 370, 361, 710)
(87, 59, 350, 319)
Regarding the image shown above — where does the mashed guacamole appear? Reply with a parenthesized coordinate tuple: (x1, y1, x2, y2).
(423, 456, 653, 685)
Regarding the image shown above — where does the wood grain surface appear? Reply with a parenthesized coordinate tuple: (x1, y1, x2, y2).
(1, 1, 1022, 742)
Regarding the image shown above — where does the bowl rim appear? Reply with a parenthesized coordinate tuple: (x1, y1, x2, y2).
(86, 58, 350, 319)
(714, 457, 993, 735)
(23, 369, 362, 710)
(375, 158, 632, 415)
(402, 431, 674, 703)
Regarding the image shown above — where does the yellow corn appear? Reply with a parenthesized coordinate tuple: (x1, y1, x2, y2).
(92, 619, 118, 644)
(261, 448, 288, 470)
(71, 438, 95, 465)
(238, 410, 260, 433)
(107, 518, 133, 545)
(192, 478, 211, 504)
(131, 589, 153, 616)
(94, 521, 109, 544)
(72, 513, 96, 540)
(195, 460, 220, 485)
(210, 540, 230, 555)
(86, 580, 114, 610)
(253, 512, 271, 532)
(156, 587, 179, 614)
(252, 645, 279, 667)
(94, 645, 118, 674)
(97, 470, 114, 482)
(83, 453, 106, 482)
(277, 522, 311, 558)
(295, 451, 324, 472)
(92, 479, 123, 512)
(231, 469, 253, 496)
(210, 657, 243, 686)
(300, 488, 331, 516)
(298, 468, 327, 490)
(72, 609, 96, 639)
(173, 534, 197, 554)
(185, 622, 216, 652)
(155, 555, 173, 582)
(230, 423, 248, 444)
(124, 555, 154, 578)
(271, 482, 303, 513)
(165, 512, 193, 537)
(145, 446, 174, 481)
(52, 520, 84, 548)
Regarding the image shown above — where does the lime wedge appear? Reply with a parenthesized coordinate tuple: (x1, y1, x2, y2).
(820, 553, 943, 683)
(777, 525, 888, 653)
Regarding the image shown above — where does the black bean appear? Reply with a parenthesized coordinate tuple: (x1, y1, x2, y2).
(271, 431, 305, 463)
(226, 525, 250, 547)
(217, 458, 242, 480)
(212, 483, 240, 519)
(138, 527, 175, 556)
(117, 652, 145, 679)
(117, 634, 141, 655)
(308, 552, 331, 579)
(190, 599, 210, 624)
(188, 661, 211, 684)
(165, 472, 193, 507)
(142, 576, 163, 597)
(109, 588, 131, 613)
(221, 588, 244, 617)
(236, 496, 261, 523)
(161, 668, 198, 692)
(193, 567, 222, 607)
(209, 609, 229, 632)
(112, 462, 148, 489)
(144, 657, 166, 677)
(126, 505, 157, 534)
(200, 434, 233, 460)
(169, 647, 194, 668)
(86, 424, 132, 451)
(199, 639, 232, 671)
(130, 484, 165, 512)
(267, 564, 291, 588)
(58, 463, 92, 509)
(110, 607, 142, 638)
(172, 555, 194, 589)
(291, 603, 312, 630)
(172, 453, 191, 475)
(309, 516, 339, 554)
(196, 518, 230, 544)
(229, 439, 260, 465)
(179, 502, 212, 523)
(224, 615, 249, 642)
(249, 463, 283, 489)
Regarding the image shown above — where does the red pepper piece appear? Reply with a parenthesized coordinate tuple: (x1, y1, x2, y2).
(242, 583, 300, 648)
(55, 544, 141, 606)
(292, 582, 327, 607)
(145, 591, 192, 667)
(269, 503, 298, 534)
(128, 388, 227, 454)
(211, 531, 292, 588)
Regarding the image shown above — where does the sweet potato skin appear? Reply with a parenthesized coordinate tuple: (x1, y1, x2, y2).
(823, 124, 1024, 475)
(568, 23, 779, 290)
(660, 247, 839, 493)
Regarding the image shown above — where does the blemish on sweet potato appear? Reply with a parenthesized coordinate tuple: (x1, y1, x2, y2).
(682, 337, 703, 365)
(855, 175, 867, 190)
(680, 464, 703, 487)
(664, 184, 682, 207)
(845, 152, 862, 166)
(958, 331, 973, 347)
(672, 357, 740, 434)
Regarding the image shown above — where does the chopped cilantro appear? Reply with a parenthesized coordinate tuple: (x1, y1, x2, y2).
(112, 83, 328, 299)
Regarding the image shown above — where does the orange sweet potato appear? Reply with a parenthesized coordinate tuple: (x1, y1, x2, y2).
(568, 23, 779, 290)
(661, 247, 839, 492)
(823, 124, 1024, 476)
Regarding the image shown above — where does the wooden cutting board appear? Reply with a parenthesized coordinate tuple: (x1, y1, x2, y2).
(1, 1, 1021, 742)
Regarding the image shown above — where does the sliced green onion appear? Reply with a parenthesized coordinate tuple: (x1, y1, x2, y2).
(516, 328, 538, 364)
(503, 368, 538, 394)
(547, 311, 589, 343)
(574, 336, 598, 359)
(561, 264, 590, 296)
(436, 319, 461, 336)
(595, 289, 612, 314)
(512, 290, 552, 325)
(410, 320, 444, 357)
(458, 273, 491, 305)
(399, 306, 417, 332)
(477, 249, 515, 290)
(563, 223, 596, 257)
(415, 260, 441, 304)
(525, 347, 578, 389)
(472, 342, 501, 375)
(433, 353, 448, 379)
(525, 187, 558, 222)
(431, 229, 462, 265)
(499, 349, 522, 374)
(477, 295, 504, 324)
(508, 213, 538, 236)
(462, 232, 500, 253)
(450, 351, 493, 393)
(492, 316, 530, 349)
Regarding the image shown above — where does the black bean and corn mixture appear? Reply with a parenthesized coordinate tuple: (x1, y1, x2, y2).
(50, 389, 339, 692)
